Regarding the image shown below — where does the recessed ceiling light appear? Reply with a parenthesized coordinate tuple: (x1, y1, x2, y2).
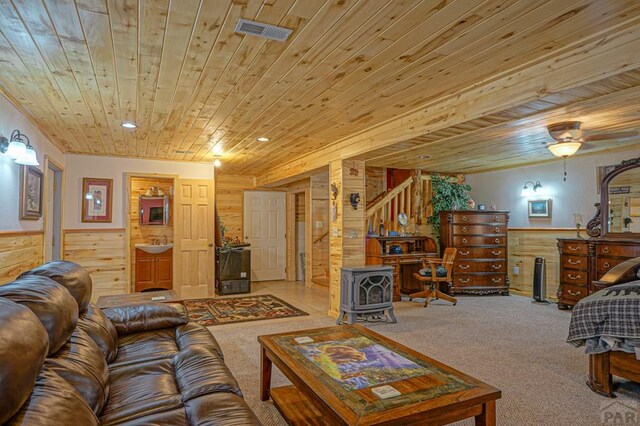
(256, 137, 269, 142)
(418, 154, 430, 159)
(121, 122, 137, 129)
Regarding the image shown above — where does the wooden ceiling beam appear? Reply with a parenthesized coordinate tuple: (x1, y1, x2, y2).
(256, 18, 640, 186)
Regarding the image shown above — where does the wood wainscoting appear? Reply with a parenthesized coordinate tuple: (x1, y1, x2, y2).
(0, 231, 44, 285)
(63, 229, 127, 301)
(508, 228, 576, 299)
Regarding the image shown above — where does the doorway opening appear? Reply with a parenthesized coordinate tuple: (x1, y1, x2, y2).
(243, 190, 286, 281)
(44, 157, 63, 262)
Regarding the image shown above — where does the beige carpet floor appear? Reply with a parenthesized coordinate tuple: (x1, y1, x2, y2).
(208, 282, 640, 425)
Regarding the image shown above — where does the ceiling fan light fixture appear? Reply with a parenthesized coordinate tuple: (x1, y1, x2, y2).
(548, 141, 581, 157)
(256, 137, 269, 142)
(121, 121, 137, 129)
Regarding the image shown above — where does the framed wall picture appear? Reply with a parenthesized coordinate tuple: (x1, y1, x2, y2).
(82, 178, 113, 222)
(20, 165, 43, 220)
(528, 199, 551, 218)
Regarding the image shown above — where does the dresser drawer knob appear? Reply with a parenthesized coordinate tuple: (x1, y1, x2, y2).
(567, 289, 581, 296)
(462, 238, 468, 244)
(603, 262, 610, 269)
(602, 247, 610, 254)
(568, 246, 579, 251)
(492, 278, 502, 283)
(461, 216, 468, 222)
(495, 227, 501, 233)
(568, 274, 581, 280)
(458, 278, 470, 283)
(461, 226, 468, 232)
(458, 264, 470, 270)
(491, 250, 502, 256)
(491, 264, 502, 270)
(567, 259, 582, 265)
(494, 216, 500, 222)
(460, 250, 470, 256)
(494, 238, 500, 244)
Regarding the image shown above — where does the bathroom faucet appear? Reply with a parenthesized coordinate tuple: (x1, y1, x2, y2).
(162, 235, 167, 245)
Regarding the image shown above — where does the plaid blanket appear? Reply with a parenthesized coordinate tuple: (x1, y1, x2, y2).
(567, 281, 640, 354)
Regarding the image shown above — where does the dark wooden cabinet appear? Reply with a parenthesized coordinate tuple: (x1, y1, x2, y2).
(135, 248, 173, 292)
(365, 236, 438, 301)
(439, 210, 510, 295)
(556, 237, 640, 309)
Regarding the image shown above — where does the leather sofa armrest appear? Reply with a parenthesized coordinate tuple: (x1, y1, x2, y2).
(103, 303, 188, 335)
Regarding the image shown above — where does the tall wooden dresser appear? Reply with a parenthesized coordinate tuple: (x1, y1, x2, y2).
(439, 210, 510, 295)
(557, 237, 640, 309)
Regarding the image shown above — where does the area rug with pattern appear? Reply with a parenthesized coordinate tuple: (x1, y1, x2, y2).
(184, 294, 309, 326)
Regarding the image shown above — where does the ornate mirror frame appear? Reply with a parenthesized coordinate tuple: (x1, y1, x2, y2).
(587, 157, 640, 238)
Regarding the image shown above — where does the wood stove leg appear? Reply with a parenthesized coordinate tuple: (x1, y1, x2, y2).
(387, 307, 397, 323)
(260, 347, 272, 401)
(336, 310, 344, 325)
(588, 352, 615, 397)
(347, 313, 358, 324)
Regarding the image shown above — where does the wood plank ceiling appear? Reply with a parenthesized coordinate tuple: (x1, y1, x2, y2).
(0, 0, 639, 178)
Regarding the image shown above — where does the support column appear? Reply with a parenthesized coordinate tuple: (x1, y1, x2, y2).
(328, 159, 366, 317)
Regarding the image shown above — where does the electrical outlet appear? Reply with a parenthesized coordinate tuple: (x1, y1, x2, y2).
(332, 227, 339, 237)
(513, 266, 520, 275)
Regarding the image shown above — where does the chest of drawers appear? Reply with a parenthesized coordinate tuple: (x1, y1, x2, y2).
(556, 237, 640, 309)
(440, 210, 510, 295)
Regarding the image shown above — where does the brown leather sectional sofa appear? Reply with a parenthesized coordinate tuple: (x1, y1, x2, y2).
(0, 261, 261, 425)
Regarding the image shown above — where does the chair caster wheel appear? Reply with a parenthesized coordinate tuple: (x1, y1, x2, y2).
(453, 303, 457, 306)
(408, 298, 412, 301)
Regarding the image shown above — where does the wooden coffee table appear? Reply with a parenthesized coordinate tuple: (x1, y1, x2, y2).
(96, 290, 182, 309)
(258, 325, 500, 425)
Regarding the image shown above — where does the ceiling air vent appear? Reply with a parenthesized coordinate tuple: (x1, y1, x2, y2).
(234, 19, 293, 42)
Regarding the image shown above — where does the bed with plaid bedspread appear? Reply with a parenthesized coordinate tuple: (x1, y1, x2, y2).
(567, 281, 640, 354)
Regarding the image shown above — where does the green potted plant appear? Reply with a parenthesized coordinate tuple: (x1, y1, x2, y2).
(427, 173, 472, 239)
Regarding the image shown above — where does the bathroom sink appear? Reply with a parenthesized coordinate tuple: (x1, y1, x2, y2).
(135, 243, 173, 254)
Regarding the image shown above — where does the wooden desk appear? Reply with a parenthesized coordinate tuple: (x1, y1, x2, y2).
(259, 325, 501, 425)
(366, 236, 438, 300)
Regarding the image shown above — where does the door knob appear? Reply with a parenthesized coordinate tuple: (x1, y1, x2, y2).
(208, 243, 213, 247)
(245, 236, 249, 240)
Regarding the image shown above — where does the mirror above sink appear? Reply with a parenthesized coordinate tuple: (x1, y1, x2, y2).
(139, 195, 169, 225)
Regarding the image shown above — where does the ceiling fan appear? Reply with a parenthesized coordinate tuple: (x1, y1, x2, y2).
(545, 121, 639, 157)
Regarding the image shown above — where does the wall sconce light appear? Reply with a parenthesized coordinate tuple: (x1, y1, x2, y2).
(213, 156, 222, 167)
(521, 180, 542, 197)
(0, 130, 39, 166)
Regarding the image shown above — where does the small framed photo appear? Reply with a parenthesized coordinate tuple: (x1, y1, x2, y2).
(82, 178, 113, 223)
(20, 165, 43, 220)
(528, 199, 551, 218)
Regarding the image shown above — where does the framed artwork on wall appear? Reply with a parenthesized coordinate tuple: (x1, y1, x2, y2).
(528, 199, 551, 218)
(82, 177, 113, 223)
(20, 165, 43, 220)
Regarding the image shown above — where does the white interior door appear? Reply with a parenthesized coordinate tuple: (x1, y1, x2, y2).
(44, 168, 54, 262)
(244, 191, 286, 281)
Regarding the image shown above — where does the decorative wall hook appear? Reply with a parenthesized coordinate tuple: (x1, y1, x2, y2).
(350, 193, 360, 210)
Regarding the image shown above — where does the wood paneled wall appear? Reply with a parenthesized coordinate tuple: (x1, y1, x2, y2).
(0, 231, 43, 285)
(215, 174, 256, 240)
(329, 160, 366, 316)
(129, 177, 174, 284)
(63, 229, 127, 301)
(365, 166, 385, 202)
(311, 172, 329, 289)
(508, 228, 576, 299)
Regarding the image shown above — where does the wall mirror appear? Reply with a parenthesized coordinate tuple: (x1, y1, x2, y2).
(139, 195, 169, 225)
(589, 157, 640, 237)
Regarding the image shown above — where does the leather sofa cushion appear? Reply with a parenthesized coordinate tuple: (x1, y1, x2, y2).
(45, 328, 109, 414)
(176, 322, 224, 359)
(111, 323, 224, 368)
(20, 261, 92, 313)
(6, 367, 99, 426)
(113, 393, 261, 426)
(101, 348, 244, 425)
(0, 276, 78, 355)
(103, 302, 188, 335)
(184, 392, 261, 426)
(100, 359, 183, 425)
(0, 298, 49, 424)
(77, 303, 119, 363)
(174, 347, 242, 401)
